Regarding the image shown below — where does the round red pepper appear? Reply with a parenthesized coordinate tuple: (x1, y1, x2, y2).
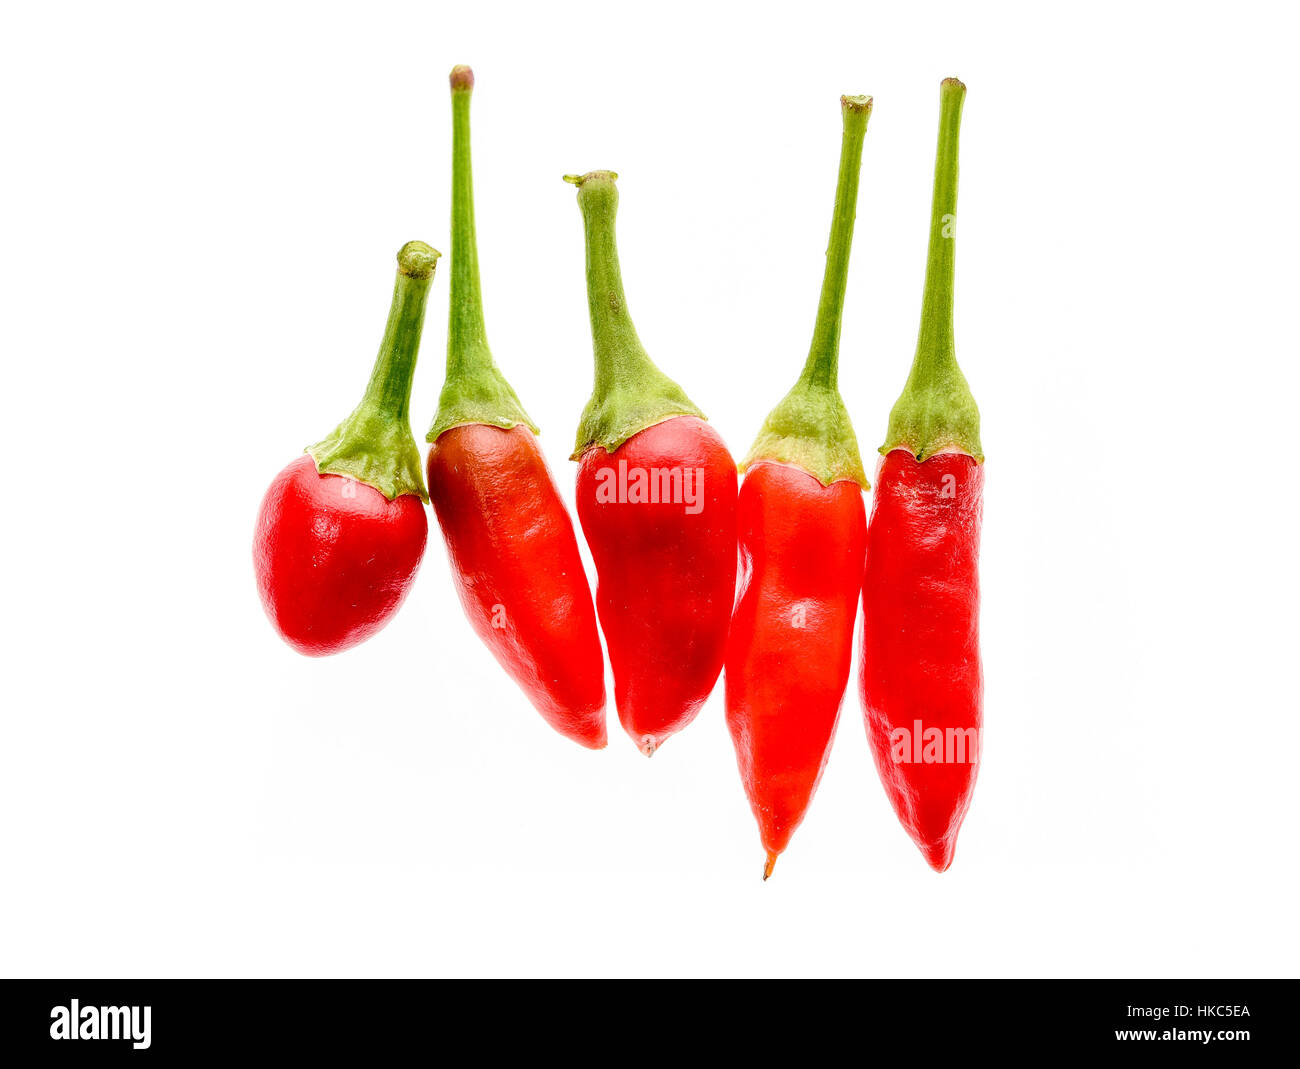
(254, 241, 438, 656)
(566, 171, 738, 755)
(725, 96, 872, 878)
(860, 78, 985, 872)
(426, 67, 606, 748)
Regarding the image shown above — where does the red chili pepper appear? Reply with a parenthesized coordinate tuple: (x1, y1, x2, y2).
(565, 171, 738, 756)
(860, 78, 984, 872)
(253, 241, 438, 656)
(426, 67, 606, 749)
(726, 96, 872, 879)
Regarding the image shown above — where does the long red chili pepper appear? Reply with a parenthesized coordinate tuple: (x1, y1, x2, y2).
(254, 242, 438, 656)
(565, 171, 738, 756)
(726, 96, 872, 879)
(860, 78, 984, 872)
(425, 67, 607, 749)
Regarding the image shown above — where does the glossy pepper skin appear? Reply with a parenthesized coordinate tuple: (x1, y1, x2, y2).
(429, 425, 606, 747)
(566, 171, 738, 755)
(426, 67, 606, 747)
(577, 415, 737, 751)
(861, 79, 985, 872)
(255, 457, 427, 655)
(725, 96, 872, 877)
(861, 450, 981, 871)
(728, 464, 866, 872)
(254, 241, 439, 656)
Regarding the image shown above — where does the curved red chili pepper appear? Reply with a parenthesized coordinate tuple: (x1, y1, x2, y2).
(254, 241, 439, 656)
(861, 79, 985, 871)
(725, 96, 872, 878)
(566, 171, 738, 755)
(426, 67, 606, 748)
(429, 424, 606, 748)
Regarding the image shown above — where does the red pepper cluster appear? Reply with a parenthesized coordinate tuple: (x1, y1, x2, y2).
(253, 70, 985, 876)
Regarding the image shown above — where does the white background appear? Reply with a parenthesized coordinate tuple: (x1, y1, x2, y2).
(2, 0, 1297, 978)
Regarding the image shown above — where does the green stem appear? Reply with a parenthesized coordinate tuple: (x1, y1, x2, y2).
(881, 77, 983, 462)
(309, 242, 439, 501)
(802, 95, 872, 390)
(447, 66, 487, 371)
(916, 80, 962, 367)
(365, 246, 437, 418)
(566, 171, 703, 458)
(427, 65, 536, 442)
(570, 172, 646, 373)
(742, 95, 872, 488)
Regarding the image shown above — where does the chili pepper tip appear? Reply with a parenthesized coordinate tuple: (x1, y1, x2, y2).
(450, 64, 474, 91)
(922, 839, 956, 873)
(638, 734, 657, 757)
(762, 853, 778, 881)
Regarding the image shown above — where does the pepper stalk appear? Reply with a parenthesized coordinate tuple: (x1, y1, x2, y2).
(743, 94, 872, 488)
(427, 64, 537, 442)
(882, 77, 983, 462)
(565, 170, 705, 459)
(308, 240, 439, 501)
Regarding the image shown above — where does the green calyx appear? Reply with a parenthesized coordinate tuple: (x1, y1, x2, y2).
(744, 94, 872, 489)
(308, 241, 439, 501)
(427, 66, 538, 444)
(882, 77, 983, 463)
(565, 170, 704, 459)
